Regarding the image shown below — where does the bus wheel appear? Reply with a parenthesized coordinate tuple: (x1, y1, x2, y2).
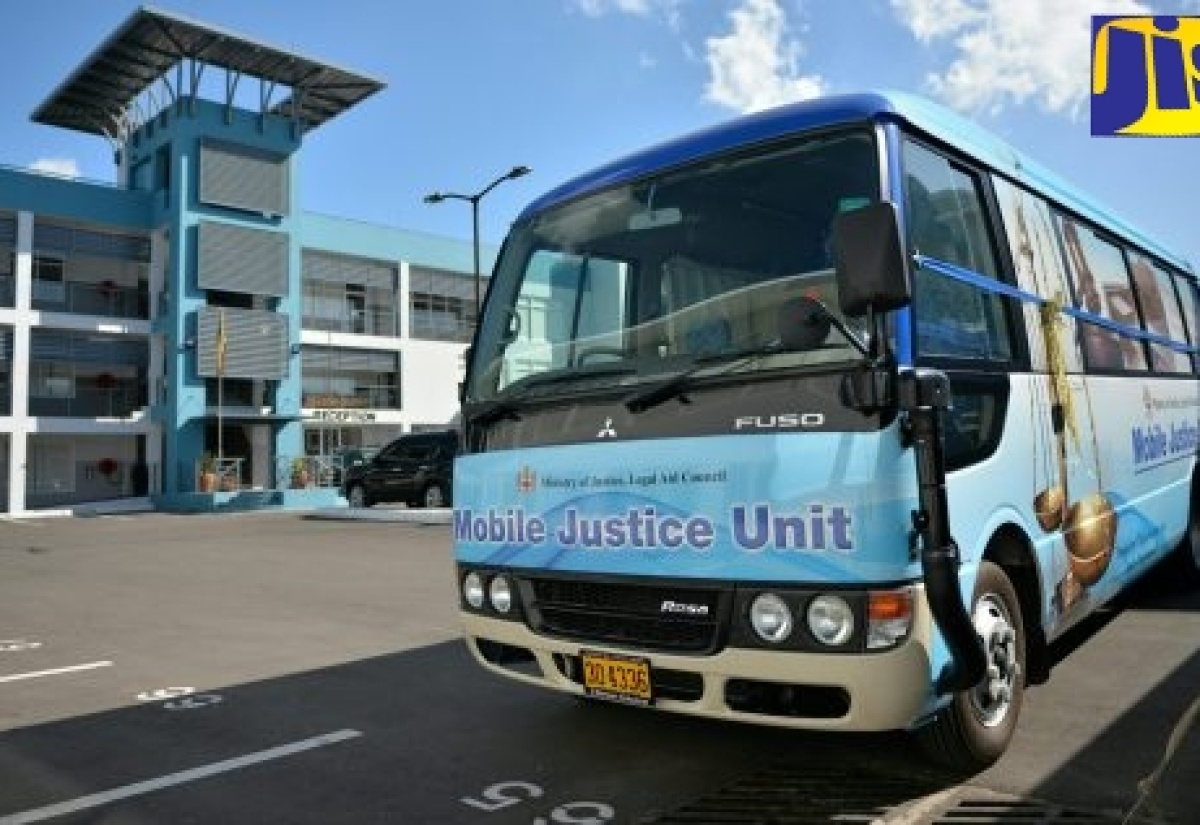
(1172, 482, 1200, 583)
(917, 561, 1026, 772)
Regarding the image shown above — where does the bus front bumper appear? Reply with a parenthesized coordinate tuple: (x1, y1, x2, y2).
(458, 605, 937, 733)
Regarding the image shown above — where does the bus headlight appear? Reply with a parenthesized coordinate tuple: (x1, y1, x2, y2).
(462, 572, 485, 610)
(488, 574, 514, 614)
(807, 594, 855, 647)
(749, 593, 793, 643)
(867, 588, 913, 649)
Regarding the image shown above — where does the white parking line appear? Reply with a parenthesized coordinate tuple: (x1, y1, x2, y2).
(0, 729, 363, 824)
(0, 662, 114, 684)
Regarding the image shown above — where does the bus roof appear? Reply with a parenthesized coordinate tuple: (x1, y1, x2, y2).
(519, 91, 1192, 275)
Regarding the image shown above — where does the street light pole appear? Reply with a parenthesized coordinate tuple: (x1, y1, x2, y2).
(424, 165, 530, 327)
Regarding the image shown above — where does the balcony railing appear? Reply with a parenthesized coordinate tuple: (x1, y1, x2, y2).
(409, 314, 473, 343)
(28, 383, 147, 418)
(32, 280, 149, 319)
(194, 457, 244, 493)
(302, 306, 396, 336)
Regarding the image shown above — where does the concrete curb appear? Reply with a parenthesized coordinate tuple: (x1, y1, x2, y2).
(306, 507, 453, 525)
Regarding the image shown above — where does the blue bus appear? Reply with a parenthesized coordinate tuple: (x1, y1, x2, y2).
(452, 91, 1199, 768)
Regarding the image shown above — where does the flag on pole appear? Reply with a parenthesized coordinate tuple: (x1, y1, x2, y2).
(216, 309, 228, 377)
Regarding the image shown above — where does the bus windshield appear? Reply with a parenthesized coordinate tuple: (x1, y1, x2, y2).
(467, 129, 880, 404)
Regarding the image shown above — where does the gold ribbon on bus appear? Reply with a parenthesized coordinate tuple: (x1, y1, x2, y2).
(1039, 293, 1079, 452)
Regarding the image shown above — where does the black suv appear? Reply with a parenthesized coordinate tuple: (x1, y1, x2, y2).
(341, 430, 457, 508)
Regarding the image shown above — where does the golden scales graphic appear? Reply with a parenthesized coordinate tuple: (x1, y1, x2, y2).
(1015, 200, 1118, 608)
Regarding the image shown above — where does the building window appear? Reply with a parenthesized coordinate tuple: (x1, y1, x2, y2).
(302, 347, 400, 410)
(32, 256, 65, 304)
(28, 440, 75, 494)
(0, 327, 10, 416)
(0, 248, 13, 308)
(156, 144, 171, 193)
(30, 362, 74, 398)
(301, 250, 397, 336)
(409, 267, 478, 342)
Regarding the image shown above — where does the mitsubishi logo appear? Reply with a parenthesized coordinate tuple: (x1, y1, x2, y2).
(597, 417, 617, 439)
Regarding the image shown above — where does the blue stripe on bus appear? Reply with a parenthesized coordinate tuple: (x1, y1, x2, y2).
(913, 253, 1199, 356)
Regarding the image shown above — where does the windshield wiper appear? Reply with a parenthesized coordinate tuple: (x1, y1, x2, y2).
(801, 299, 871, 358)
(625, 297, 872, 415)
(776, 294, 871, 358)
(624, 343, 782, 414)
(469, 362, 638, 427)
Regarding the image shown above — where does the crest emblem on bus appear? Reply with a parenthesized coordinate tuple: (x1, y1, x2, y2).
(517, 466, 537, 493)
(597, 418, 618, 439)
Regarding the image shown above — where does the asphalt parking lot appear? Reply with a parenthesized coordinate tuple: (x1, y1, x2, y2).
(0, 511, 1196, 824)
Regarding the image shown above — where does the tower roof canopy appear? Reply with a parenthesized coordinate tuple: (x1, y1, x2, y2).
(32, 5, 385, 138)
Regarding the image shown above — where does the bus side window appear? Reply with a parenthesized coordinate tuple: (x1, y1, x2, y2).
(903, 139, 1011, 362)
(1173, 274, 1200, 373)
(1127, 252, 1192, 374)
(942, 380, 1009, 472)
(1056, 215, 1149, 372)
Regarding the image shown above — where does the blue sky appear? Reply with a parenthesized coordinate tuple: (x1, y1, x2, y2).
(2, 0, 1198, 267)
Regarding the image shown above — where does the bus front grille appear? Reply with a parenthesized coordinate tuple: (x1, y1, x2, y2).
(521, 577, 726, 654)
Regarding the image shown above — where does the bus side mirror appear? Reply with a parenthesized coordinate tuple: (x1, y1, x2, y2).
(832, 201, 910, 318)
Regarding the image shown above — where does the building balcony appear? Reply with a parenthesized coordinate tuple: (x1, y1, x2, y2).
(302, 307, 396, 337)
(32, 280, 149, 320)
(28, 382, 148, 419)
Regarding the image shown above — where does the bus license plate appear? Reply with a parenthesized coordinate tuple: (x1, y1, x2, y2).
(581, 650, 653, 705)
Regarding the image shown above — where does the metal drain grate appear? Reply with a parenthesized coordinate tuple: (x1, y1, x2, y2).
(636, 765, 945, 824)
(931, 798, 1124, 824)
(636, 770, 1148, 825)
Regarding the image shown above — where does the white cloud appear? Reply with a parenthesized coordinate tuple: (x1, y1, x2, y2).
(892, 0, 1152, 117)
(572, 0, 682, 26)
(574, 0, 651, 15)
(30, 158, 80, 178)
(890, 0, 983, 43)
(704, 0, 825, 114)
(891, 0, 1151, 117)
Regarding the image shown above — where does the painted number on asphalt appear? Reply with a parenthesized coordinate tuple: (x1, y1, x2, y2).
(462, 782, 613, 823)
(534, 802, 616, 825)
(135, 687, 223, 709)
(164, 694, 223, 710)
(136, 687, 196, 702)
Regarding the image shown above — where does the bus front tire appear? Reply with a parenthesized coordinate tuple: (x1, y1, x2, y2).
(916, 561, 1026, 773)
(1172, 481, 1200, 584)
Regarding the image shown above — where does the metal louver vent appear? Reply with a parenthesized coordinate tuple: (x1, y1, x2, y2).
(197, 306, 288, 379)
(199, 141, 290, 217)
(197, 221, 288, 297)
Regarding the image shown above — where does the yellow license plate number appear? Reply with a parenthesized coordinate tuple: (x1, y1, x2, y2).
(581, 650, 652, 705)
